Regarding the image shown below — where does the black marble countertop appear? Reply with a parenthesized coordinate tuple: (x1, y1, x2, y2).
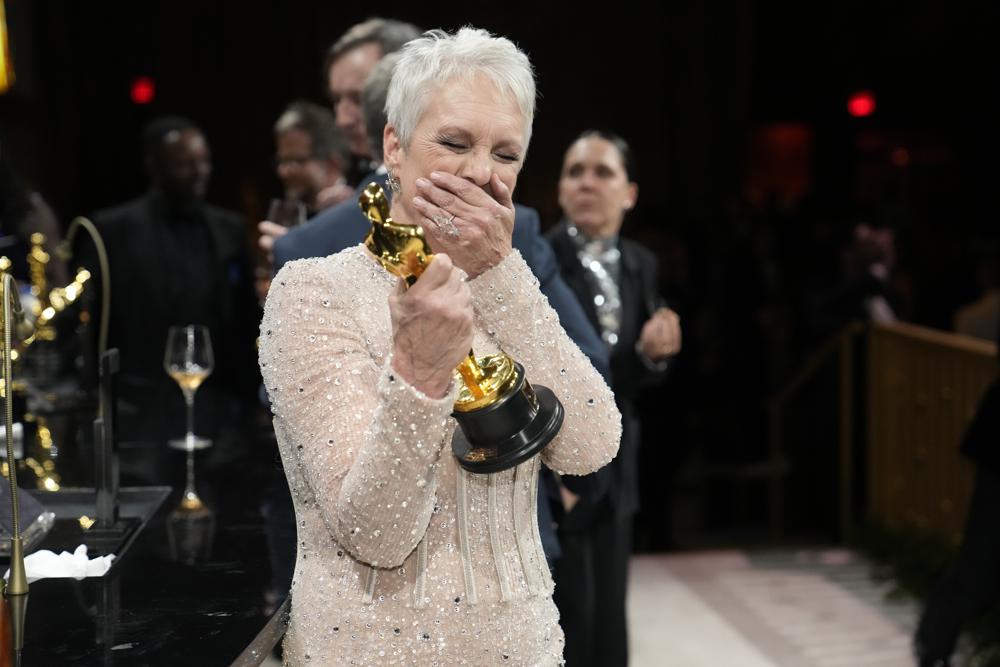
(2, 436, 286, 666)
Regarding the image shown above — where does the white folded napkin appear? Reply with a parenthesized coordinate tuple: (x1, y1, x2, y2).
(4, 544, 115, 583)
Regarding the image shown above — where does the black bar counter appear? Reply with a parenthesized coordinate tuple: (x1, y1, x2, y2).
(2, 432, 288, 666)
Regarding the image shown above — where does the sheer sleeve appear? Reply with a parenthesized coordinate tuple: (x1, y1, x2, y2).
(467, 250, 621, 475)
(259, 259, 457, 568)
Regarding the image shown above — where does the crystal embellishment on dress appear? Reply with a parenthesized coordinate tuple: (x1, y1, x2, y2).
(257, 238, 622, 663)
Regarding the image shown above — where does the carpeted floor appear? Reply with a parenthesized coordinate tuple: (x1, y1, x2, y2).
(628, 549, 920, 667)
(263, 549, 923, 665)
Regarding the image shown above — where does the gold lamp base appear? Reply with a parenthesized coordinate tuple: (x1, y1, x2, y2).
(5, 537, 27, 596)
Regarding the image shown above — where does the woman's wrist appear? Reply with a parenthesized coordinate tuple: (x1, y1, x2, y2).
(390, 352, 454, 399)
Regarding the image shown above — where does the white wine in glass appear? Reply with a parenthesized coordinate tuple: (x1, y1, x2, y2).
(164, 325, 214, 511)
(167, 365, 211, 393)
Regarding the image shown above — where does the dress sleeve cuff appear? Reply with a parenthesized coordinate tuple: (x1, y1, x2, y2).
(377, 354, 459, 466)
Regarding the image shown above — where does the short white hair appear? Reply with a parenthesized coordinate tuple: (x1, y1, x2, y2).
(386, 27, 536, 150)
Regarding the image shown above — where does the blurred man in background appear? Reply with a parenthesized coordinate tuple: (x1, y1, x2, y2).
(323, 18, 422, 185)
(258, 18, 421, 262)
(273, 101, 352, 215)
(86, 116, 259, 459)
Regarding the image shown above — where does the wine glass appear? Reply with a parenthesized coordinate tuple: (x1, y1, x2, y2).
(164, 325, 214, 511)
(267, 198, 306, 228)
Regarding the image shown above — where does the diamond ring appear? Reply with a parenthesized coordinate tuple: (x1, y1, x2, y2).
(432, 213, 460, 237)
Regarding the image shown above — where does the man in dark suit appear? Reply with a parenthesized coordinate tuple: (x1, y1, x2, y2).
(546, 130, 681, 667)
(86, 116, 260, 475)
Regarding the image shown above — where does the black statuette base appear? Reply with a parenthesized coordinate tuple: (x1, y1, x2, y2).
(451, 363, 564, 474)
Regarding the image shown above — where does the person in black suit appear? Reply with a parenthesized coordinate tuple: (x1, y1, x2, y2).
(85, 116, 260, 479)
(547, 130, 681, 667)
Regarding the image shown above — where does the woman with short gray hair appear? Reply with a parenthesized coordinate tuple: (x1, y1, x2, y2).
(260, 27, 620, 665)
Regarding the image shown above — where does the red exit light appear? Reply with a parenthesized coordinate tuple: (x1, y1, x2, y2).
(131, 76, 156, 105)
(847, 90, 876, 117)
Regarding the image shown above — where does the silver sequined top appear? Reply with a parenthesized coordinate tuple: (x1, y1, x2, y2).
(259, 246, 621, 666)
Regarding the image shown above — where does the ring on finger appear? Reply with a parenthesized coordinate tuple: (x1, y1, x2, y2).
(432, 212, 460, 237)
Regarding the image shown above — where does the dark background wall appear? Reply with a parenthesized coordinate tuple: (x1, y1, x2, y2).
(3, 0, 998, 542)
(3, 2, 996, 249)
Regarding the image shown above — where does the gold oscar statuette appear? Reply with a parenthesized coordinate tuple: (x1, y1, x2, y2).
(360, 183, 563, 473)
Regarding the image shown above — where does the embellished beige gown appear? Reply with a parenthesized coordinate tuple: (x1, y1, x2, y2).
(259, 246, 621, 666)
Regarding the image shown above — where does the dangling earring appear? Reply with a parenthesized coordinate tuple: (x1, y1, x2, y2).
(386, 167, 401, 194)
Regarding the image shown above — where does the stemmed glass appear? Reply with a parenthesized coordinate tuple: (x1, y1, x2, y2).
(256, 198, 306, 301)
(267, 198, 306, 228)
(164, 325, 214, 511)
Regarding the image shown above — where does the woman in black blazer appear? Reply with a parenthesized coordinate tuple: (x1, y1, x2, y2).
(546, 130, 681, 667)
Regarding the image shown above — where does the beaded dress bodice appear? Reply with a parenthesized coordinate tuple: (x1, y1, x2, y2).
(259, 246, 621, 666)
